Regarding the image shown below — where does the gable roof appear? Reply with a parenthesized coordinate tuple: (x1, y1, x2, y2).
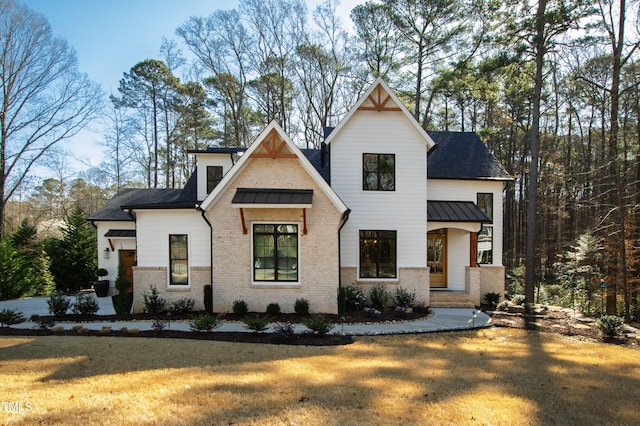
(324, 77, 436, 150)
(427, 131, 512, 181)
(200, 121, 348, 214)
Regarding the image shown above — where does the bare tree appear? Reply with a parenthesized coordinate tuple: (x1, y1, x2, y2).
(0, 0, 102, 237)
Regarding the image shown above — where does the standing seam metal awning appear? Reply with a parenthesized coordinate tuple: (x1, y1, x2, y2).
(427, 201, 491, 223)
(232, 188, 313, 207)
(231, 188, 313, 235)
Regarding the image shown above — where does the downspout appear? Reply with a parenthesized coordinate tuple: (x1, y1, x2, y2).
(196, 203, 214, 309)
(337, 209, 351, 291)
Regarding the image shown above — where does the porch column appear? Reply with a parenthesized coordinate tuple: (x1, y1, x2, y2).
(470, 232, 478, 267)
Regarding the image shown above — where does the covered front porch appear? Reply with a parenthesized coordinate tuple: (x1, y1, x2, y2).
(427, 200, 501, 308)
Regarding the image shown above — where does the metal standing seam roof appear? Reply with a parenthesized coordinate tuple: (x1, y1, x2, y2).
(231, 188, 314, 205)
(104, 229, 136, 238)
(427, 201, 492, 223)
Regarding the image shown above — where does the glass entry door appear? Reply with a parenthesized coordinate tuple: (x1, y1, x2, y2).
(427, 229, 447, 288)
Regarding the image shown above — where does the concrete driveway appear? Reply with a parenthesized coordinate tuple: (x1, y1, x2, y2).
(0, 293, 115, 317)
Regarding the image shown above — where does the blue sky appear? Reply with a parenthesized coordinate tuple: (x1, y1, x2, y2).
(19, 0, 363, 176)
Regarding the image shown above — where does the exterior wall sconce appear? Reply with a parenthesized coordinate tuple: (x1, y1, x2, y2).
(103, 247, 110, 259)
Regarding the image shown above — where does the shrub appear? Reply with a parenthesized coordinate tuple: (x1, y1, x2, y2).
(393, 287, 416, 307)
(496, 300, 510, 311)
(47, 292, 71, 316)
(232, 300, 249, 315)
(189, 314, 222, 332)
(242, 315, 270, 332)
(511, 294, 526, 306)
(71, 293, 99, 315)
(266, 302, 281, 316)
(203, 284, 213, 314)
(596, 315, 625, 338)
(273, 322, 296, 342)
(484, 292, 501, 306)
(151, 318, 166, 332)
(344, 285, 366, 312)
(170, 297, 196, 314)
(0, 309, 26, 327)
(31, 314, 56, 330)
(303, 314, 334, 336)
(143, 286, 167, 314)
(369, 284, 390, 310)
(294, 298, 310, 316)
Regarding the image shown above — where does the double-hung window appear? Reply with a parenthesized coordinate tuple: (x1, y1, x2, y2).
(363, 153, 395, 191)
(169, 234, 188, 286)
(253, 224, 299, 282)
(477, 193, 493, 264)
(359, 230, 397, 278)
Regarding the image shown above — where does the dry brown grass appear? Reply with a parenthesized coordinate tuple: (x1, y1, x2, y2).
(0, 328, 638, 425)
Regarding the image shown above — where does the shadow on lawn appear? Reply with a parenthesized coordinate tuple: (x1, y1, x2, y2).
(2, 329, 639, 425)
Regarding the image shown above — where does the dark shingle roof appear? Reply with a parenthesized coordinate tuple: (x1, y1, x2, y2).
(88, 172, 200, 221)
(427, 132, 511, 180)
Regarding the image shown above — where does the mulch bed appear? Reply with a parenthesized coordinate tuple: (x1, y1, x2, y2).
(488, 307, 640, 350)
(0, 308, 431, 346)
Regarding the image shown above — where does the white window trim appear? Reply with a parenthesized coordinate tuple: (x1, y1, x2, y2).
(251, 221, 301, 286)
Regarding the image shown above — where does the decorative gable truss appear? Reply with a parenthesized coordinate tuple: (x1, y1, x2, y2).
(357, 84, 402, 112)
(200, 121, 348, 236)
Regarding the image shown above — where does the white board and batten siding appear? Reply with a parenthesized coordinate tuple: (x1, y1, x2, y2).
(96, 220, 136, 282)
(331, 111, 428, 273)
(428, 179, 505, 267)
(134, 210, 211, 279)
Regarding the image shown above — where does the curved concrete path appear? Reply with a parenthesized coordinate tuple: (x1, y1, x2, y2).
(0, 295, 491, 336)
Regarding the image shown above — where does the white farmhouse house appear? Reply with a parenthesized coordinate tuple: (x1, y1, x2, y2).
(88, 78, 511, 314)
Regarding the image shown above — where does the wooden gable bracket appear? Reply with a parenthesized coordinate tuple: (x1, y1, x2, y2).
(249, 129, 298, 159)
(239, 208, 248, 234)
(302, 208, 307, 235)
(107, 239, 115, 251)
(358, 86, 402, 112)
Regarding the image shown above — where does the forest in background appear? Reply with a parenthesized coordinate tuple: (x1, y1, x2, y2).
(1, 0, 639, 318)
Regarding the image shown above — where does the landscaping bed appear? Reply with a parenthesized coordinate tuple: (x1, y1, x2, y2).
(487, 305, 640, 350)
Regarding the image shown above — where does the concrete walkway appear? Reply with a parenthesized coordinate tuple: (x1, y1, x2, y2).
(0, 295, 491, 336)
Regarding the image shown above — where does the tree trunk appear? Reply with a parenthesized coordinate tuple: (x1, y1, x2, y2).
(525, 0, 547, 303)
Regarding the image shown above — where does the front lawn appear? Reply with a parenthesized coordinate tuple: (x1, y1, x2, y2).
(1, 328, 638, 425)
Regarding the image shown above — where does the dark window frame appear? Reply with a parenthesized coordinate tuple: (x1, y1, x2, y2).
(477, 193, 494, 264)
(169, 234, 189, 286)
(477, 193, 493, 221)
(207, 165, 224, 194)
(359, 230, 397, 279)
(253, 224, 299, 282)
(362, 153, 396, 191)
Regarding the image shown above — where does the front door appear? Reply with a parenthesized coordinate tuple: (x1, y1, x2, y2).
(427, 229, 447, 288)
(119, 250, 136, 292)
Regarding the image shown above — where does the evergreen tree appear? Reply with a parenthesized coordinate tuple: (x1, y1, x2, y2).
(45, 206, 96, 292)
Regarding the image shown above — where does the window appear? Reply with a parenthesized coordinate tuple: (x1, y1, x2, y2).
(207, 166, 223, 194)
(477, 193, 493, 221)
(477, 193, 493, 264)
(363, 153, 395, 191)
(169, 234, 188, 286)
(478, 227, 493, 264)
(359, 230, 397, 278)
(253, 224, 298, 282)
